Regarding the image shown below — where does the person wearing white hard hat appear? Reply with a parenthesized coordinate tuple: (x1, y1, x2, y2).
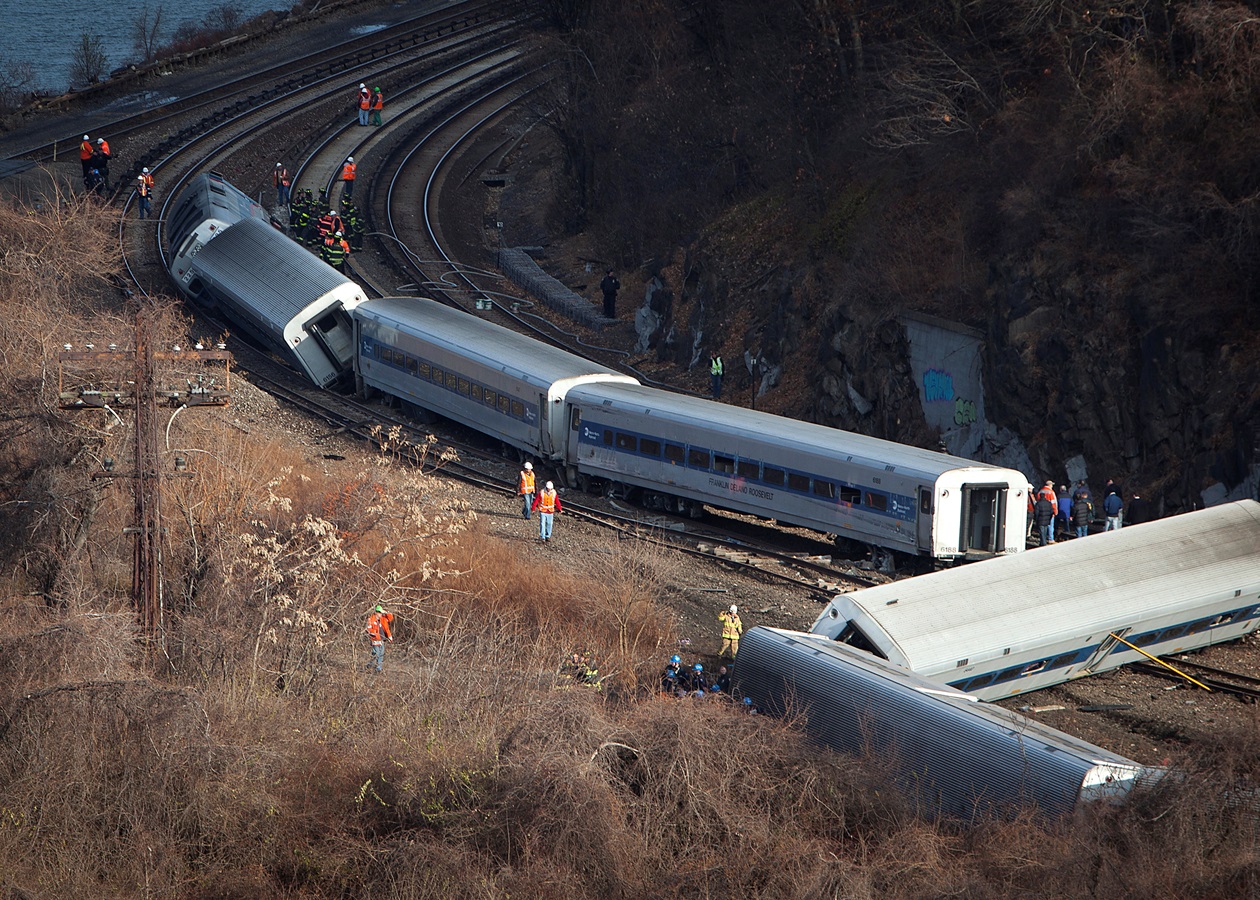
(273, 162, 290, 206)
(79, 135, 94, 178)
(340, 156, 356, 200)
(357, 82, 371, 125)
(718, 604, 743, 659)
(531, 480, 562, 541)
(518, 461, 536, 520)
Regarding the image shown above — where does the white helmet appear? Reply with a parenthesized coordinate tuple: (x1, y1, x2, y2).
(359, 82, 365, 89)
(328, 210, 335, 216)
(545, 481, 554, 490)
(83, 134, 89, 141)
(275, 162, 282, 167)
(524, 462, 532, 470)
(137, 175, 144, 181)
(335, 231, 343, 237)
(142, 167, 149, 173)
(346, 156, 354, 163)
(730, 605, 738, 613)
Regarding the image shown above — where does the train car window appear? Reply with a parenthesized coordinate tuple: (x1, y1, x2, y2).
(963, 672, 998, 690)
(763, 467, 785, 486)
(813, 479, 836, 499)
(407, 358, 418, 376)
(1051, 652, 1082, 668)
(445, 372, 458, 390)
(865, 492, 888, 511)
(688, 448, 711, 469)
(919, 488, 933, 514)
(1160, 624, 1190, 641)
(432, 367, 444, 385)
(471, 385, 482, 402)
(664, 444, 684, 463)
(640, 438, 661, 457)
(787, 472, 809, 492)
(840, 485, 861, 505)
(457, 378, 470, 396)
(1021, 660, 1047, 676)
(498, 395, 510, 413)
(315, 313, 339, 333)
(737, 459, 759, 479)
(615, 432, 636, 450)
(483, 389, 495, 406)
(991, 665, 1024, 684)
(602, 429, 614, 446)
(1131, 631, 1161, 647)
(510, 400, 524, 417)
(418, 362, 430, 379)
(714, 454, 735, 474)
(836, 622, 884, 657)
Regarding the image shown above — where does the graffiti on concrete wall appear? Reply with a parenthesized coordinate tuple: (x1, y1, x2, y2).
(924, 368, 978, 426)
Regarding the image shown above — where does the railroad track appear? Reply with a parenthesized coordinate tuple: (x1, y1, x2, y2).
(1134, 658, 1260, 702)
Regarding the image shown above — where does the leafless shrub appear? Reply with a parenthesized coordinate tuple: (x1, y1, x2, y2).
(68, 32, 107, 86)
(0, 55, 34, 113)
(131, 3, 165, 62)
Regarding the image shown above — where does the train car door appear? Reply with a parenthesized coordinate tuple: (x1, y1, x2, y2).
(958, 483, 1008, 555)
(916, 487, 933, 553)
(539, 392, 552, 456)
(1082, 628, 1131, 674)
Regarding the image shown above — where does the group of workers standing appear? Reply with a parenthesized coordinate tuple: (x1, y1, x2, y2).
(80, 133, 156, 219)
(518, 462, 562, 541)
(1030, 479, 1152, 547)
(356, 83, 385, 126)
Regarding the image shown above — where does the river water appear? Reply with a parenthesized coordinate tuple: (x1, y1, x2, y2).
(0, 0, 287, 93)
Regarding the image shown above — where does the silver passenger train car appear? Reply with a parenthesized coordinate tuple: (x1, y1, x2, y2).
(733, 627, 1156, 820)
(810, 500, 1260, 699)
(166, 175, 366, 389)
(352, 297, 638, 462)
(561, 382, 1028, 562)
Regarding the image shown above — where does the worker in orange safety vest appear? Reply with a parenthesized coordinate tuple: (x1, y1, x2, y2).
(365, 604, 394, 672)
(531, 481, 562, 541)
(357, 82, 371, 125)
(340, 156, 357, 201)
(370, 86, 384, 125)
(79, 135, 94, 178)
(518, 461, 535, 520)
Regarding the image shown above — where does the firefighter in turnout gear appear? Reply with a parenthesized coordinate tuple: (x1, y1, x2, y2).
(719, 604, 742, 659)
(323, 231, 350, 271)
(365, 604, 394, 672)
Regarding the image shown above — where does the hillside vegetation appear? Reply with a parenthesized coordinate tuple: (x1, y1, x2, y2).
(1, 196, 1259, 896)
(544, 0, 1260, 510)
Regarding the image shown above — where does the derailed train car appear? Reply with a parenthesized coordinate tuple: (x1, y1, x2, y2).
(166, 175, 366, 389)
(352, 297, 638, 463)
(810, 500, 1260, 699)
(560, 381, 1029, 562)
(732, 626, 1158, 821)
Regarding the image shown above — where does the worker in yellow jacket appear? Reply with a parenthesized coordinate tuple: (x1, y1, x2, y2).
(718, 604, 742, 658)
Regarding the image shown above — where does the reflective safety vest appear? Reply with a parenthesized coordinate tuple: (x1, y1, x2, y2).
(720, 611, 742, 640)
(274, 166, 289, 187)
(537, 489, 558, 514)
(341, 161, 356, 182)
(372, 91, 384, 110)
(710, 356, 723, 376)
(365, 611, 393, 644)
(518, 470, 535, 494)
(323, 235, 349, 265)
(80, 140, 93, 160)
(140, 172, 155, 193)
(97, 140, 110, 157)
(358, 88, 370, 109)
(316, 213, 334, 237)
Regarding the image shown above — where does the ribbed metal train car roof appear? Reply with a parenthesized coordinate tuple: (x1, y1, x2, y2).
(355, 297, 637, 386)
(733, 627, 1150, 820)
(187, 217, 354, 333)
(564, 381, 1019, 483)
(812, 500, 1260, 673)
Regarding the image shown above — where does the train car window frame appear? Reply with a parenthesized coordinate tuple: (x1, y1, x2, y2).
(919, 488, 934, 514)
(418, 362, 430, 379)
(570, 409, 582, 430)
(688, 447, 711, 469)
(763, 466, 785, 487)
(787, 472, 810, 492)
(602, 429, 614, 446)
(498, 395, 510, 413)
(840, 485, 861, 505)
(445, 372, 458, 390)
(457, 377, 471, 396)
(813, 479, 836, 500)
(865, 492, 888, 512)
(714, 454, 735, 474)
(471, 385, 482, 402)
(432, 367, 444, 386)
(737, 459, 759, 479)
(640, 438, 662, 457)
(615, 432, 636, 451)
(510, 399, 524, 418)
(664, 443, 684, 463)
(407, 357, 419, 376)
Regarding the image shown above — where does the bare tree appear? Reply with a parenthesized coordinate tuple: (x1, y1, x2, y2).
(0, 56, 34, 113)
(206, 2, 243, 32)
(132, 3, 165, 62)
(70, 33, 107, 86)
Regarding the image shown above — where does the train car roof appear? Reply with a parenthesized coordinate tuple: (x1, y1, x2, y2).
(182, 217, 360, 327)
(566, 381, 1021, 483)
(811, 499, 1260, 673)
(733, 627, 1152, 819)
(355, 296, 639, 389)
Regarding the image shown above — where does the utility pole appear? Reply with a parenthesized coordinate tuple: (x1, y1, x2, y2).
(57, 310, 230, 642)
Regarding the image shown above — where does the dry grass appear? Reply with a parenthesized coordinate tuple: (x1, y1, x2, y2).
(2, 179, 1260, 899)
